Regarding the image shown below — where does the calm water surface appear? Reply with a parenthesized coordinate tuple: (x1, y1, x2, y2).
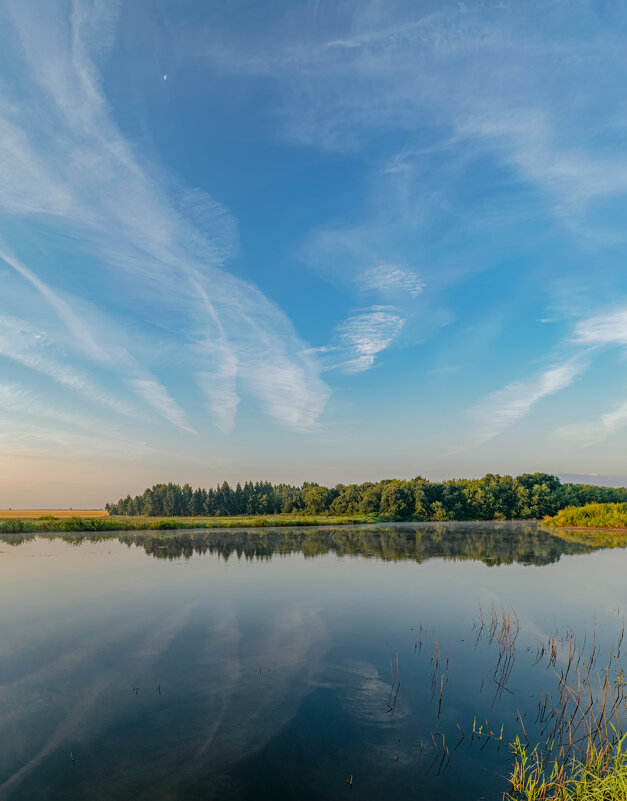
(0, 522, 625, 800)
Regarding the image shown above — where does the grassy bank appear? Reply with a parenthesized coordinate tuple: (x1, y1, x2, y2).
(543, 502, 627, 530)
(0, 513, 380, 534)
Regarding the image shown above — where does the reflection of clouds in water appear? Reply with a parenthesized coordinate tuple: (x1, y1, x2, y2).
(335, 661, 409, 724)
(0, 602, 201, 794)
(331, 661, 421, 768)
(263, 606, 328, 669)
(0, 678, 112, 795)
(0, 601, 198, 726)
(0, 600, 330, 796)
(194, 606, 330, 763)
(130, 601, 200, 662)
(193, 603, 243, 759)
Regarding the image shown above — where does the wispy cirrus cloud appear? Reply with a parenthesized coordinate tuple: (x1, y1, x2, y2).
(0, 381, 105, 433)
(205, 0, 627, 291)
(0, 247, 194, 431)
(357, 265, 424, 297)
(0, 246, 106, 362)
(469, 357, 587, 445)
(0, 0, 328, 436)
(574, 307, 627, 346)
(549, 305, 627, 446)
(332, 308, 405, 373)
(555, 401, 627, 448)
(466, 300, 627, 447)
(127, 379, 193, 433)
(223, 0, 627, 449)
(0, 316, 138, 418)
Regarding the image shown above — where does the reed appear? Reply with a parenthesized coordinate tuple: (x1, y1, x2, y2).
(505, 634, 627, 800)
(474, 602, 520, 703)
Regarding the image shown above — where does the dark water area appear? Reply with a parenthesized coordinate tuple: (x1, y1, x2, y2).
(0, 522, 625, 800)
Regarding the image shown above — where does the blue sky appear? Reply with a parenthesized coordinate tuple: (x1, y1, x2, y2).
(2, 0, 627, 506)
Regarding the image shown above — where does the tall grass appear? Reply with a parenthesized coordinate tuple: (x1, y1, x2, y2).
(506, 736, 627, 800)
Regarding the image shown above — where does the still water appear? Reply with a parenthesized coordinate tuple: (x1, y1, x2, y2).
(0, 522, 625, 800)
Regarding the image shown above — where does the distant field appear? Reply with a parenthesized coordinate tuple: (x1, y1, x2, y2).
(0, 510, 108, 519)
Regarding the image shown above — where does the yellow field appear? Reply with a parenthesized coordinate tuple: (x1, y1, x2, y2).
(0, 510, 109, 519)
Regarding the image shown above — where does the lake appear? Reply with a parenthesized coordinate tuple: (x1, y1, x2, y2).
(0, 522, 625, 800)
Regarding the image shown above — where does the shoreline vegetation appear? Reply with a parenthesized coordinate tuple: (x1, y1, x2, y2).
(5, 478, 627, 535)
(542, 502, 627, 530)
(506, 738, 627, 800)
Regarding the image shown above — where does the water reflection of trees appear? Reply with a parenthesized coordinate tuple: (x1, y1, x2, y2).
(114, 522, 599, 566)
(1, 522, 605, 565)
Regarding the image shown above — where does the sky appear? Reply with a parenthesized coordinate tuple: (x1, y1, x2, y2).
(2, 0, 627, 507)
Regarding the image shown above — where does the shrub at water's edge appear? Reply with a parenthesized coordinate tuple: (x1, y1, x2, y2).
(543, 502, 627, 529)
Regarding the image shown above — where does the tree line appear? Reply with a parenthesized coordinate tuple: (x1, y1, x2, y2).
(106, 473, 627, 521)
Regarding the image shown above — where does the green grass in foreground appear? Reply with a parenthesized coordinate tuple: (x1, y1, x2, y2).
(543, 502, 627, 529)
(0, 513, 380, 534)
(505, 737, 627, 800)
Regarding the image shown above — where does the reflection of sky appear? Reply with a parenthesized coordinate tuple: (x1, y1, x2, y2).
(0, 532, 626, 799)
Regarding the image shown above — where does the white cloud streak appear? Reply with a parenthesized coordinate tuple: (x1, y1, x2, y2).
(0, 246, 105, 362)
(334, 308, 405, 373)
(574, 307, 627, 346)
(357, 265, 424, 296)
(0, 246, 194, 431)
(556, 400, 627, 448)
(0, 381, 105, 433)
(547, 304, 627, 446)
(470, 358, 587, 444)
(126, 379, 193, 433)
(0, 316, 137, 418)
(0, 0, 329, 435)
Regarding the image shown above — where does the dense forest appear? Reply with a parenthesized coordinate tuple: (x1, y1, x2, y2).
(106, 473, 627, 521)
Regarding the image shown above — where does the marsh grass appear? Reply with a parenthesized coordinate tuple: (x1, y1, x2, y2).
(504, 621, 627, 800)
